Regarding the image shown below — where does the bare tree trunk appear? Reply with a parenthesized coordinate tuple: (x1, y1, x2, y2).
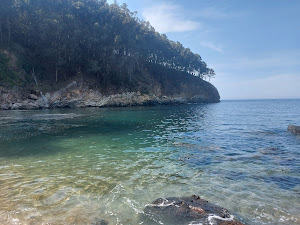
(56, 64, 58, 83)
(32, 68, 38, 86)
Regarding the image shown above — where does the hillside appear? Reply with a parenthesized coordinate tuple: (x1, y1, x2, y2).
(0, 0, 220, 109)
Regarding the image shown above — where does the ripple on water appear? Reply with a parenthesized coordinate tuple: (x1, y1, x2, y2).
(0, 102, 300, 224)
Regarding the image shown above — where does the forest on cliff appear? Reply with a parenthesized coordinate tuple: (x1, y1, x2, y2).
(0, 0, 215, 94)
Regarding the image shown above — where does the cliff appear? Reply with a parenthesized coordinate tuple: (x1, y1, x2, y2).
(0, 78, 220, 110)
(0, 47, 219, 110)
(0, 0, 220, 109)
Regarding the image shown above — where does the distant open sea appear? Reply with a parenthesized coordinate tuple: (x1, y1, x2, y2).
(0, 99, 299, 224)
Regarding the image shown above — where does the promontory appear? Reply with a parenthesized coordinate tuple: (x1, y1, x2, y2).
(0, 0, 220, 110)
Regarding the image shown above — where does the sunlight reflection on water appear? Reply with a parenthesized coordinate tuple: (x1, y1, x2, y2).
(0, 100, 299, 224)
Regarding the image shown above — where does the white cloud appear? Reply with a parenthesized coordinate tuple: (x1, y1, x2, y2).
(200, 41, 224, 53)
(142, 3, 200, 33)
(197, 7, 246, 19)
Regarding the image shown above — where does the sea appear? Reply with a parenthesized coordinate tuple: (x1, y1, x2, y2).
(0, 99, 299, 225)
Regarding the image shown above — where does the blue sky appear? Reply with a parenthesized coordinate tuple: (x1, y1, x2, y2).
(107, 0, 300, 100)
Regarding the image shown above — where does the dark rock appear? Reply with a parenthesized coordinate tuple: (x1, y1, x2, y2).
(142, 195, 244, 225)
(30, 90, 40, 96)
(288, 125, 300, 135)
(91, 219, 109, 225)
(219, 222, 245, 225)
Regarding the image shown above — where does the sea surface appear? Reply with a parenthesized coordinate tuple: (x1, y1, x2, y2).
(0, 99, 299, 225)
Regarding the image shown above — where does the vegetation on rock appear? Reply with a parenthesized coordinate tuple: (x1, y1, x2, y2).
(0, 0, 219, 102)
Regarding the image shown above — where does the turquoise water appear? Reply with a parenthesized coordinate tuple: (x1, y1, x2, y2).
(0, 100, 299, 224)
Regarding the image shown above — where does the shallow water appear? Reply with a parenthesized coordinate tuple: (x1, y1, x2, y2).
(0, 99, 299, 224)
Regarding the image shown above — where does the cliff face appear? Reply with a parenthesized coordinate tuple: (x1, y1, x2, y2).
(0, 0, 221, 109)
(0, 46, 220, 110)
(0, 79, 220, 110)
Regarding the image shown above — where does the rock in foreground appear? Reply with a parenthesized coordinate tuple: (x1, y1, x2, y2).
(143, 195, 244, 225)
(288, 125, 300, 135)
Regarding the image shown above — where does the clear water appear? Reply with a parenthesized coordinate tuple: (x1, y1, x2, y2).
(0, 99, 299, 225)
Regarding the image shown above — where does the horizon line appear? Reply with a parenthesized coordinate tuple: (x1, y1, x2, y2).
(220, 98, 300, 101)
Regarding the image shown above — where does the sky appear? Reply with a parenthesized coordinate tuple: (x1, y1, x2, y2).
(107, 0, 300, 100)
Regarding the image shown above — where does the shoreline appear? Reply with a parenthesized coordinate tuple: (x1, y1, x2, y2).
(0, 81, 220, 110)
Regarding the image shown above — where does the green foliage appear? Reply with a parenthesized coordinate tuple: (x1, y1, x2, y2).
(0, 0, 215, 90)
(0, 52, 19, 86)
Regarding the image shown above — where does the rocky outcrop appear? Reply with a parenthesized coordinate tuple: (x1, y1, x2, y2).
(288, 125, 300, 135)
(142, 195, 244, 225)
(0, 80, 220, 110)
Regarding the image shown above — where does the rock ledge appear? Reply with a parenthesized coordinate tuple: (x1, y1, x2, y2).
(0, 81, 220, 110)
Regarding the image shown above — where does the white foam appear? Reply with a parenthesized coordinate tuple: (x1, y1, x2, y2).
(124, 197, 143, 214)
(10, 218, 20, 225)
(0, 166, 9, 169)
(207, 214, 234, 225)
(188, 221, 203, 225)
(146, 198, 175, 207)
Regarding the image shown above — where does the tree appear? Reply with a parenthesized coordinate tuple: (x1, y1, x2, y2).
(1, 0, 215, 88)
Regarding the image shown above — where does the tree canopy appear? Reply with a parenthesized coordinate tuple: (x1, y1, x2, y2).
(0, 0, 215, 89)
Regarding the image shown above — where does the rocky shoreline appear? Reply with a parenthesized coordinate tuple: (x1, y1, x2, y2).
(0, 81, 220, 110)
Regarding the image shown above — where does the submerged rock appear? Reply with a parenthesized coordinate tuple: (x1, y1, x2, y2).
(288, 125, 300, 135)
(142, 195, 244, 225)
(91, 219, 109, 225)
